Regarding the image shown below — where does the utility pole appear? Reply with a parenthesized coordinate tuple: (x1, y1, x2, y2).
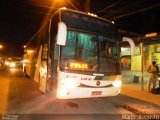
(140, 42, 144, 91)
(85, 0, 90, 12)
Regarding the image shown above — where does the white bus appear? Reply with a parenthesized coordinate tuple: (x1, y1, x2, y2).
(23, 8, 121, 99)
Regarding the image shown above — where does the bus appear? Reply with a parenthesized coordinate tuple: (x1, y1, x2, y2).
(23, 8, 121, 99)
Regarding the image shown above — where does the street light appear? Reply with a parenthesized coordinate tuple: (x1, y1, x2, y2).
(0, 44, 3, 49)
(55, 0, 78, 10)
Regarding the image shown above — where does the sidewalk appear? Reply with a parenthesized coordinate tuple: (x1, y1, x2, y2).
(121, 70, 160, 113)
(121, 84, 160, 106)
(121, 84, 160, 114)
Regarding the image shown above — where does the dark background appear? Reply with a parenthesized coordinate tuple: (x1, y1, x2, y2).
(0, 0, 160, 57)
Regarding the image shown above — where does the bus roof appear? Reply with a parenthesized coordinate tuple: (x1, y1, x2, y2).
(55, 7, 114, 24)
(25, 7, 116, 49)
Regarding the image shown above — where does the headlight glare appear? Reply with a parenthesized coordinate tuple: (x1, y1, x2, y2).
(58, 89, 67, 97)
(9, 62, 16, 67)
(113, 80, 121, 88)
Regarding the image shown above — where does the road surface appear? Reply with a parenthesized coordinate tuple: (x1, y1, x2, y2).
(0, 67, 160, 120)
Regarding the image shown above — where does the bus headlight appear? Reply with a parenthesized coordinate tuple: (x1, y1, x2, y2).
(9, 62, 16, 67)
(58, 89, 68, 97)
(62, 79, 80, 88)
(113, 80, 121, 88)
(58, 79, 80, 98)
(5, 61, 9, 65)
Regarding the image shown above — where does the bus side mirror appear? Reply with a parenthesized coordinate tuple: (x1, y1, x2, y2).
(56, 22, 67, 46)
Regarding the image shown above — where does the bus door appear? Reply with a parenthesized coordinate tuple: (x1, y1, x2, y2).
(37, 45, 48, 93)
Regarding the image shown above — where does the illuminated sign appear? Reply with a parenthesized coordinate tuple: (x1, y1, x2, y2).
(145, 33, 157, 38)
(121, 47, 140, 56)
(121, 48, 131, 56)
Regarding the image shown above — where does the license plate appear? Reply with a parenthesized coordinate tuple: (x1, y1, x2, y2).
(91, 91, 102, 96)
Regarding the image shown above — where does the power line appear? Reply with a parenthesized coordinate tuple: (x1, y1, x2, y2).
(98, 0, 122, 13)
(107, 3, 160, 20)
(22, 2, 60, 10)
(66, 0, 79, 10)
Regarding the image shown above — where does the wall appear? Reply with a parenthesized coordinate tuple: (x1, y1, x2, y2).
(131, 55, 141, 71)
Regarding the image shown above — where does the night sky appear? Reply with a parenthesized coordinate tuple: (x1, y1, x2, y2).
(0, 0, 160, 57)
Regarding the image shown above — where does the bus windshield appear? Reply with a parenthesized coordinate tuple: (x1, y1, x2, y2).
(61, 31, 120, 73)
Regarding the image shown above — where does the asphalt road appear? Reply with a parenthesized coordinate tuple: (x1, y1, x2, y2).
(0, 67, 160, 120)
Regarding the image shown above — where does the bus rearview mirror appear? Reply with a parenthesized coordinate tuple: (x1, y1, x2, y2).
(56, 22, 67, 46)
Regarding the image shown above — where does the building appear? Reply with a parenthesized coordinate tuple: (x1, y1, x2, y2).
(120, 31, 160, 71)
